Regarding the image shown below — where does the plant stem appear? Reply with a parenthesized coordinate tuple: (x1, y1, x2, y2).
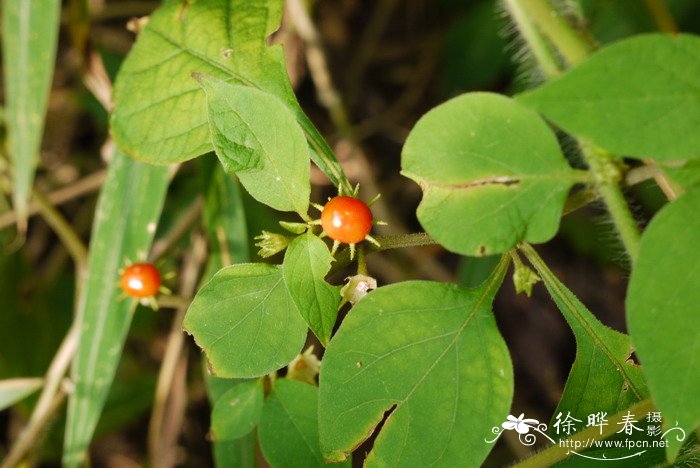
(515, 0, 595, 65)
(31, 188, 88, 272)
(644, 0, 679, 34)
(509, 3, 641, 262)
(148, 234, 206, 465)
(2, 390, 68, 468)
(513, 398, 654, 467)
(598, 184, 641, 262)
(2, 324, 79, 467)
(503, 0, 563, 78)
(0, 170, 106, 230)
(329, 232, 438, 276)
(356, 245, 368, 276)
(579, 143, 641, 263)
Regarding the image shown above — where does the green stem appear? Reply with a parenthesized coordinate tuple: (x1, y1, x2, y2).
(356, 245, 368, 276)
(503, 0, 563, 78)
(513, 399, 654, 467)
(329, 232, 438, 275)
(598, 184, 641, 261)
(580, 143, 641, 263)
(32, 188, 88, 272)
(515, 0, 595, 66)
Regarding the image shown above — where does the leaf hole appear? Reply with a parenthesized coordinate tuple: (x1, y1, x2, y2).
(625, 350, 640, 367)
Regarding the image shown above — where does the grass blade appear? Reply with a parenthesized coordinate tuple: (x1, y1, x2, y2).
(1, 0, 61, 228)
(63, 150, 169, 466)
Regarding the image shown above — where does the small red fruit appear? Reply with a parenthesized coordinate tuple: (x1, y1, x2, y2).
(321, 196, 373, 244)
(119, 263, 161, 298)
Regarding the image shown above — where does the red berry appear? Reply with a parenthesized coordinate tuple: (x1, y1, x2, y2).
(321, 196, 373, 244)
(119, 263, 161, 298)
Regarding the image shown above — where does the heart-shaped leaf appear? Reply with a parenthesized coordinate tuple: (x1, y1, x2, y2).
(402, 92, 579, 256)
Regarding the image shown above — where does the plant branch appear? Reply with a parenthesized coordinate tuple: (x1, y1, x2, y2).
(148, 233, 206, 465)
(503, 0, 563, 78)
(148, 197, 203, 263)
(329, 233, 438, 276)
(580, 143, 641, 263)
(514, 0, 595, 65)
(644, 0, 679, 34)
(2, 389, 68, 468)
(513, 398, 654, 467)
(2, 324, 79, 467)
(31, 188, 88, 273)
(0, 170, 106, 230)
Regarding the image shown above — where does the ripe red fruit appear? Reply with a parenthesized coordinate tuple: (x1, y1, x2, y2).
(321, 196, 373, 244)
(119, 263, 161, 298)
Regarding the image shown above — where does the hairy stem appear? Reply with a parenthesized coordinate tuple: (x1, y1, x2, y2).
(580, 143, 641, 263)
(515, 0, 595, 65)
(503, 0, 563, 78)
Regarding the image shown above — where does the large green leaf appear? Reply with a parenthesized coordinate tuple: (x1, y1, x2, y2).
(183, 263, 308, 378)
(63, 150, 170, 467)
(1, 0, 61, 224)
(518, 34, 700, 161)
(211, 379, 264, 441)
(518, 244, 647, 429)
(260, 379, 350, 467)
(110, 0, 347, 191)
(198, 76, 310, 215)
(402, 92, 578, 256)
(112, 0, 286, 164)
(318, 256, 513, 466)
(282, 233, 340, 345)
(627, 189, 700, 460)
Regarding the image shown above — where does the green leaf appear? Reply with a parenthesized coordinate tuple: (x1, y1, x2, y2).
(518, 34, 700, 161)
(318, 256, 513, 466)
(64, 150, 170, 467)
(1, 0, 61, 225)
(203, 363, 258, 468)
(0, 378, 43, 411)
(260, 379, 350, 468)
(110, 0, 348, 194)
(184, 263, 308, 378)
(519, 244, 647, 433)
(198, 76, 311, 215)
(282, 233, 340, 345)
(211, 379, 264, 441)
(627, 189, 700, 460)
(402, 92, 578, 256)
(112, 0, 284, 164)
